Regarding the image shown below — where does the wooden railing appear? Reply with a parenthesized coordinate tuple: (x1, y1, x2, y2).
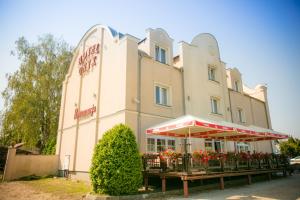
(142, 152, 290, 173)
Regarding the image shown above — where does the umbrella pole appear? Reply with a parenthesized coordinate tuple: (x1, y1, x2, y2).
(224, 137, 227, 153)
(189, 127, 193, 167)
(183, 130, 189, 173)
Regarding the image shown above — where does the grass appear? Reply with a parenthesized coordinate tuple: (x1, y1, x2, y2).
(23, 177, 92, 197)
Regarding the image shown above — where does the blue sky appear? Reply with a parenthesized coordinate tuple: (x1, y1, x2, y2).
(0, 0, 299, 138)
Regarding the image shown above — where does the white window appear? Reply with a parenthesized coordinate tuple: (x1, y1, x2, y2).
(155, 85, 170, 106)
(214, 140, 224, 152)
(208, 66, 216, 81)
(157, 139, 166, 152)
(234, 80, 239, 92)
(237, 108, 245, 123)
(210, 97, 220, 114)
(155, 45, 166, 64)
(205, 139, 213, 151)
(147, 138, 176, 152)
(237, 142, 250, 152)
(147, 138, 155, 152)
(167, 140, 176, 150)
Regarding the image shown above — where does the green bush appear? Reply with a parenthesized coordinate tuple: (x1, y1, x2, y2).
(42, 137, 56, 155)
(90, 124, 142, 195)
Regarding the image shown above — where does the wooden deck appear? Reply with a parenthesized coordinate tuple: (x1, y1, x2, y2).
(143, 168, 289, 198)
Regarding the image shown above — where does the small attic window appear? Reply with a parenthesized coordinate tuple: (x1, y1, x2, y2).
(208, 66, 216, 81)
(155, 46, 166, 64)
(234, 80, 240, 92)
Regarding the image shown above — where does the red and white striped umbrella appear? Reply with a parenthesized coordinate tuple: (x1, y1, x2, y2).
(146, 115, 288, 142)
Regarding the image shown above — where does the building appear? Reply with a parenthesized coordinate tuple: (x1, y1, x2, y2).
(56, 25, 275, 180)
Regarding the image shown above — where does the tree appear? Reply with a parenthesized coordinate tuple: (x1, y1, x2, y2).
(0, 35, 73, 154)
(279, 137, 300, 158)
(90, 124, 142, 195)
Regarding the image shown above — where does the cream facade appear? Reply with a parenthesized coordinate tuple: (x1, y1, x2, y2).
(56, 25, 274, 180)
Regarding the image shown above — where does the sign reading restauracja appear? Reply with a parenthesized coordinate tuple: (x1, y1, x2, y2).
(56, 24, 274, 181)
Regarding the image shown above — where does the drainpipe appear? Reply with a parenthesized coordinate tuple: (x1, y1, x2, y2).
(228, 90, 237, 153)
(180, 68, 186, 115)
(137, 52, 142, 151)
(263, 101, 274, 154)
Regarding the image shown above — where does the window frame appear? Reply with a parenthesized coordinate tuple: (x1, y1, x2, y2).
(155, 45, 167, 64)
(237, 108, 246, 123)
(147, 138, 156, 152)
(146, 138, 176, 153)
(237, 142, 250, 152)
(214, 140, 224, 153)
(205, 139, 213, 151)
(154, 83, 172, 107)
(156, 139, 166, 152)
(210, 97, 221, 115)
(208, 66, 217, 81)
(234, 80, 240, 92)
(167, 139, 176, 150)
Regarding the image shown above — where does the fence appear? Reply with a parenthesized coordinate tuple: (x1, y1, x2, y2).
(3, 148, 58, 181)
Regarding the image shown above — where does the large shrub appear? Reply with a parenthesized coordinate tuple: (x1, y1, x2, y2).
(90, 124, 142, 195)
(280, 137, 300, 157)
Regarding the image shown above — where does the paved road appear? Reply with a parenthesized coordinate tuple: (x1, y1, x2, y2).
(164, 173, 300, 200)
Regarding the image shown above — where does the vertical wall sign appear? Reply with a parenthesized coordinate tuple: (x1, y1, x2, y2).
(78, 43, 100, 76)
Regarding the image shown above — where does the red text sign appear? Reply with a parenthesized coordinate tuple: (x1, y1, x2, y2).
(78, 43, 100, 76)
(74, 105, 96, 120)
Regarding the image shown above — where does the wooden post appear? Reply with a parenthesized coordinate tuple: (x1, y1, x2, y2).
(183, 180, 189, 198)
(200, 179, 203, 185)
(247, 174, 252, 185)
(144, 175, 149, 191)
(162, 176, 166, 192)
(220, 177, 224, 190)
(283, 169, 287, 177)
(267, 173, 272, 181)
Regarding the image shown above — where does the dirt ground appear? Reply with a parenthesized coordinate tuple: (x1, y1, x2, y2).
(0, 178, 89, 200)
(0, 173, 299, 200)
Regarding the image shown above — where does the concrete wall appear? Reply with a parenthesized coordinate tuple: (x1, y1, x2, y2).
(3, 148, 58, 181)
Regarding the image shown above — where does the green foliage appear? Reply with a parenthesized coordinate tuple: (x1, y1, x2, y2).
(42, 136, 56, 155)
(90, 124, 142, 195)
(0, 35, 73, 153)
(279, 137, 300, 158)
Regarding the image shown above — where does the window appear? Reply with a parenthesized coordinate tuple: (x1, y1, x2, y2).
(210, 97, 220, 114)
(214, 140, 224, 153)
(147, 138, 176, 152)
(155, 45, 166, 64)
(208, 66, 216, 81)
(205, 139, 213, 151)
(155, 85, 170, 106)
(234, 80, 239, 92)
(147, 138, 155, 152)
(237, 142, 250, 152)
(167, 140, 176, 150)
(237, 108, 245, 123)
(157, 139, 166, 152)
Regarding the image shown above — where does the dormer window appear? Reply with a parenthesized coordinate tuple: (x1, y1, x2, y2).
(155, 45, 166, 64)
(234, 80, 240, 92)
(208, 66, 216, 81)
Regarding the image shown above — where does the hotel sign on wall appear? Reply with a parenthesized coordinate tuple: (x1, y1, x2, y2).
(78, 43, 100, 76)
(74, 43, 100, 120)
(74, 105, 96, 120)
